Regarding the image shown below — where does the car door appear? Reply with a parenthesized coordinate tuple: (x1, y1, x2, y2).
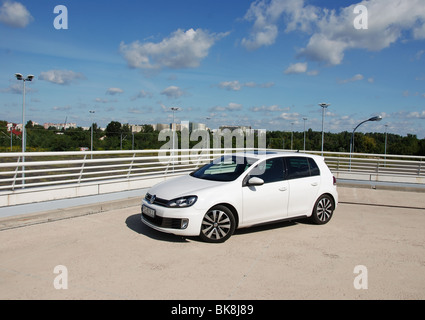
(285, 157, 321, 217)
(242, 157, 289, 225)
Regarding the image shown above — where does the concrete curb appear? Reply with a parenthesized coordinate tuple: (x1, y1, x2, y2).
(0, 197, 141, 231)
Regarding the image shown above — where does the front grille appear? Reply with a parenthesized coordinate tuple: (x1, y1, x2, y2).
(145, 193, 169, 207)
(142, 213, 183, 229)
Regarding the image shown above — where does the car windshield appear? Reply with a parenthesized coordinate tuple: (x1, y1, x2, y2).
(191, 155, 256, 181)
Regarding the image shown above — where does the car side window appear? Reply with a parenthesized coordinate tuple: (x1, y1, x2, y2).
(286, 156, 320, 180)
(249, 157, 285, 184)
(308, 158, 320, 176)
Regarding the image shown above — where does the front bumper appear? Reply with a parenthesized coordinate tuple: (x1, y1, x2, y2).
(141, 200, 204, 236)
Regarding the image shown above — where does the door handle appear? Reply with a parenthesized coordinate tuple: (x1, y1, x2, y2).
(279, 187, 287, 191)
(311, 182, 318, 186)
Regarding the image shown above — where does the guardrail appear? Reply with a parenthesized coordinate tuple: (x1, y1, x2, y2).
(0, 148, 424, 207)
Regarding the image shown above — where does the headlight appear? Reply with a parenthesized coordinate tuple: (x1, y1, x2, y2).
(167, 196, 198, 208)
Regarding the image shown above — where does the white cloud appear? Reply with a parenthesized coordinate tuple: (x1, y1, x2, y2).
(241, 0, 318, 50)
(284, 62, 308, 74)
(338, 74, 364, 84)
(106, 87, 124, 95)
(120, 28, 229, 70)
(406, 110, 425, 119)
(131, 90, 153, 101)
(227, 102, 243, 111)
(0, 82, 36, 94)
(39, 70, 86, 85)
(279, 112, 300, 121)
(0, 1, 33, 28)
(216, 80, 274, 91)
(209, 102, 243, 112)
(250, 104, 286, 112)
(160, 86, 186, 99)
(218, 81, 243, 91)
(95, 98, 108, 103)
(242, 0, 425, 66)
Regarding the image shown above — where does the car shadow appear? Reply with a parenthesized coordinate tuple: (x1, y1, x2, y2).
(125, 213, 190, 243)
(126, 213, 312, 243)
(234, 219, 300, 236)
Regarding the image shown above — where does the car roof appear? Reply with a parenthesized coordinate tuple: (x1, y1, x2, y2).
(233, 150, 323, 160)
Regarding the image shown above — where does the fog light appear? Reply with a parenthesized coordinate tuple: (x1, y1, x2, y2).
(181, 219, 189, 229)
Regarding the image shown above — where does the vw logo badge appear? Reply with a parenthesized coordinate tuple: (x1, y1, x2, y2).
(149, 195, 156, 204)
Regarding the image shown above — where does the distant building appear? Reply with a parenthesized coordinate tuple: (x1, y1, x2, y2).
(43, 122, 77, 130)
(219, 125, 251, 133)
(155, 123, 170, 131)
(129, 124, 155, 133)
(130, 125, 143, 133)
(7, 122, 22, 136)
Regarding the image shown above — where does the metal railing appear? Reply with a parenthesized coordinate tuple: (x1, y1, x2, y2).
(311, 151, 425, 177)
(0, 148, 254, 192)
(1, 148, 424, 191)
(0, 149, 424, 206)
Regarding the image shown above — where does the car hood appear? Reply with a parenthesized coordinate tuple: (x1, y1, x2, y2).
(147, 174, 227, 200)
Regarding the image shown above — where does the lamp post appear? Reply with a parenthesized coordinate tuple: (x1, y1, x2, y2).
(170, 107, 180, 150)
(15, 73, 34, 187)
(349, 115, 382, 169)
(89, 110, 95, 159)
(291, 122, 294, 150)
(384, 124, 388, 165)
(319, 103, 330, 156)
(170, 107, 180, 169)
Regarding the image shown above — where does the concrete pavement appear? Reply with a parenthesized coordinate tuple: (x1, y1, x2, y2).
(0, 186, 424, 300)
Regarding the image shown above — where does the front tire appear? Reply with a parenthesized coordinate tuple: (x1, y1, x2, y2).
(311, 194, 334, 225)
(200, 205, 236, 243)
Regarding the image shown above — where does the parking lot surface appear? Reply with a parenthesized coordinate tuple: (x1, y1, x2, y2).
(0, 187, 424, 300)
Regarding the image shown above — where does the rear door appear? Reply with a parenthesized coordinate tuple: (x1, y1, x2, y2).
(285, 157, 321, 217)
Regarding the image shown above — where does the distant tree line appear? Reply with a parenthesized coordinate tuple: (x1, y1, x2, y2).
(1, 120, 425, 156)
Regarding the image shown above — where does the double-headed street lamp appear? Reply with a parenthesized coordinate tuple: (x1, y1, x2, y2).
(15, 73, 34, 187)
(349, 115, 382, 169)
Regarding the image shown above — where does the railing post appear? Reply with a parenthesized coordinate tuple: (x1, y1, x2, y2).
(78, 154, 87, 184)
(127, 153, 135, 178)
(11, 156, 21, 191)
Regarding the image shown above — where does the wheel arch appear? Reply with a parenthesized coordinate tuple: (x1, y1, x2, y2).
(212, 202, 240, 229)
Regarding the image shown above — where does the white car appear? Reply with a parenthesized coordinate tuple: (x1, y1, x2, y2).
(141, 151, 338, 243)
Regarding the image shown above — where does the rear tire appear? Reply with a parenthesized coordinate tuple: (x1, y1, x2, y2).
(199, 205, 236, 243)
(311, 194, 334, 225)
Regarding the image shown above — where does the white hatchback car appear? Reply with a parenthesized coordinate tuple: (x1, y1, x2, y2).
(141, 151, 338, 243)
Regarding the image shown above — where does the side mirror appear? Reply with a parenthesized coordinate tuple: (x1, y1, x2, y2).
(246, 177, 264, 186)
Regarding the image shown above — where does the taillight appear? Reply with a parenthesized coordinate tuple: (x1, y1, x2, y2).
(333, 176, 337, 185)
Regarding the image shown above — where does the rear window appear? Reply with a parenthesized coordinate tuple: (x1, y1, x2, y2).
(285, 157, 320, 180)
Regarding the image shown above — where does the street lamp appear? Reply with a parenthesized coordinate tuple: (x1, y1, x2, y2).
(170, 107, 180, 169)
(384, 124, 389, 164)
(319, 103, 330, 155)
(89, 110, 95, 158)
(170, 107, 180, 149)
(349, 115, 382, 169)
(303, 117, 307, 151)
(291, 122, 294, 150)
(15, 73, 34, 187)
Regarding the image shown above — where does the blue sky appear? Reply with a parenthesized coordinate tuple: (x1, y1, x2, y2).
(1, 0, 425, 137)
